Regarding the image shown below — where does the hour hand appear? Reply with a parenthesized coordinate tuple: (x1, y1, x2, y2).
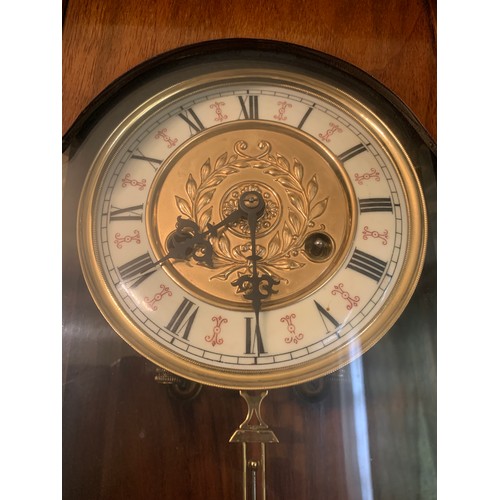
(205, 206, 246, 236)
(137, 216, 215, 275)
(165, 217, 215, 266)
(163, 204, 247, 268)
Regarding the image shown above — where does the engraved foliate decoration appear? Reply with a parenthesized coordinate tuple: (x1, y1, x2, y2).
(174, 140, 330, 285)
(220, 181, 280, 238)
(148, 123, 357, 310)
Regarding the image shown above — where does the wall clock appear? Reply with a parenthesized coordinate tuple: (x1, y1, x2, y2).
(63, 39, 436, 499)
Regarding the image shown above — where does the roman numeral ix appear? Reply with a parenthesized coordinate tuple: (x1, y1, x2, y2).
(117, 253, 156, 288)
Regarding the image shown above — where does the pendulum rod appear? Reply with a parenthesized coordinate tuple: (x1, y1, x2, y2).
(229, 390, 279, 500)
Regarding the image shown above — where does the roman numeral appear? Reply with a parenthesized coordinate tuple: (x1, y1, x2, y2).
(166, 298, 199, 340)
(245, 317, 266, 356)
(359, 198, 393, 213)
(314, 300, 340, 335)
(110, 204, 144, 221)
(117, 253, 156, 288)
(178, 108, 205, 134)
(347, 248, 387, 282)
(297, 107, 313, 129)
(338, 143, 367, 162)
(238, 95, 259, 119)
(130, 151, 163, 169)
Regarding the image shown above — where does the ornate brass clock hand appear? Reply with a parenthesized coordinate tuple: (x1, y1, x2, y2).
(142, 204, 249, 271)
(164, 217, 215, 265)
(231, 191, 280, 353)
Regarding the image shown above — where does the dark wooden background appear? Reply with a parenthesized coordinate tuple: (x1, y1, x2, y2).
(62, 1, 436, 498)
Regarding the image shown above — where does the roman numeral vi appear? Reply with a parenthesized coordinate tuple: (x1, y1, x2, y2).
(245, 317, 266, 356)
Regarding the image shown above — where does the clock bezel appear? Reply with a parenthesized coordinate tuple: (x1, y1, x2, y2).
(76, 55, 428, 389)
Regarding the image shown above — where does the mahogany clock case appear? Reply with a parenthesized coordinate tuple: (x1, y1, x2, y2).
(62, 40, 436, 499)
(63, 39, 436, 155)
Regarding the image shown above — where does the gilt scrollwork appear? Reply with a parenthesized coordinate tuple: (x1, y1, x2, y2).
(174, 140, 329, 284)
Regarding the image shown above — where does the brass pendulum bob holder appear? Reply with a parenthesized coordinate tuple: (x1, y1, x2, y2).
(230, 390, 279, 500)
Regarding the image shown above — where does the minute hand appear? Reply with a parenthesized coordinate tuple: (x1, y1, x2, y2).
(231, 191, 279, 355)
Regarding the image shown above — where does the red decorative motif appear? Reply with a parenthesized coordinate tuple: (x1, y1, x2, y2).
(281, 314, 304, 344)
(273, 101, 292, 121)
(354, 168, 380, 185)
(319, 122, 343, 142)
(362, 226, 389, 245)
(205, 316, 228, 347)
(210, 101, 228, 122)
(331, 283, 360, 310)
(144, 285, 173, 311)
(121, 173, 146, 191)
(155, 128, 178, 148)
(114, 230, 141, 249)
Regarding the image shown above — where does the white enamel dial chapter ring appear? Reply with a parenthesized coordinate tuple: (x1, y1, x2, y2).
(77, 66, 427, 389)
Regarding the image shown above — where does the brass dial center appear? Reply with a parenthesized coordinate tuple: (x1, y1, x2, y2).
(146, 121, 357, 310)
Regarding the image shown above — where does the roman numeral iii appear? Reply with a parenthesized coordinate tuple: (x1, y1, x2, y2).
(359, 198, 393, 213)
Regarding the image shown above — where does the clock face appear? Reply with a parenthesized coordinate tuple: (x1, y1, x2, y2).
(77, 44, 427, 389)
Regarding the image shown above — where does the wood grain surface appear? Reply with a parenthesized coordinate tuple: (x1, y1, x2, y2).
(62, 1, 437, 499)
(62, 0, 436, 141)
